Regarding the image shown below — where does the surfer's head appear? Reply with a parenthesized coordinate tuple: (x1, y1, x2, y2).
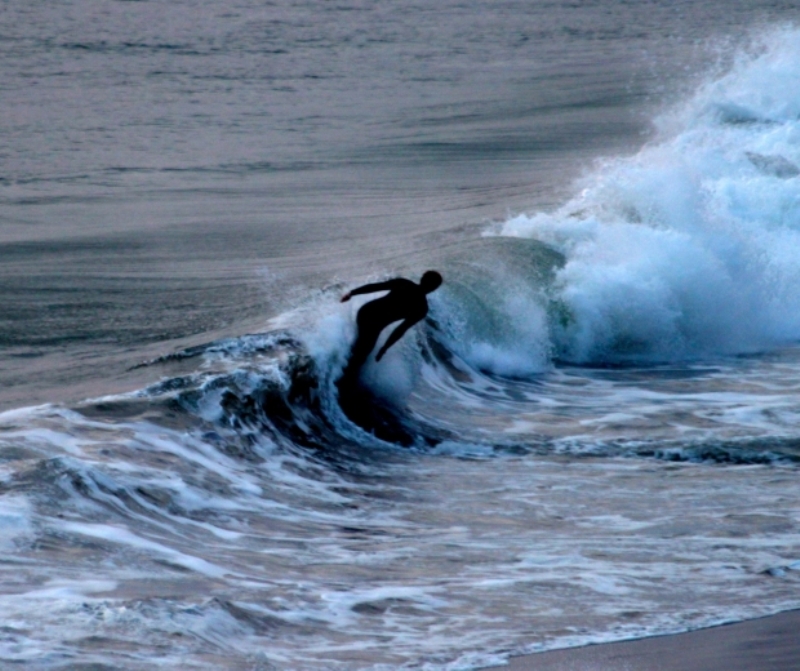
(420, 270, 443, 293)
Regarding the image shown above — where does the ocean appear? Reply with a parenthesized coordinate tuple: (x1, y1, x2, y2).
(3, 1, 800, 669)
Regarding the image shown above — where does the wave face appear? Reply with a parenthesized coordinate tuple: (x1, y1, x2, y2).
(498, 28, 800, 366)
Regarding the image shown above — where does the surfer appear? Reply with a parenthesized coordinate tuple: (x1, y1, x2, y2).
(336, 271, 442, 446)
(340, 271, 443, 377)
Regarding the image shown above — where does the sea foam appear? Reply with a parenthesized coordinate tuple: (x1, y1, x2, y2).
(498, 27, 800, 367)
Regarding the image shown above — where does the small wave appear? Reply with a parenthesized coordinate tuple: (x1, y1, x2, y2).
(132, 330, 445, 451)
(547, 437, 800, 465)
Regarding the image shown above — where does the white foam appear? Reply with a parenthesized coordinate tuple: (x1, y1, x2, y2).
(464, 292, 551, 377)
(0, 495, 33, 551)
(61, 521, 229, 578)
(21, 578, 117, 600)
(499, 27, 800, 366)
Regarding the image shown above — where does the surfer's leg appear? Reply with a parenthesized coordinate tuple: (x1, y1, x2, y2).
(337, 328, 378, 405)
(347, 327, 380, 373)
(339, 302, 390, 385)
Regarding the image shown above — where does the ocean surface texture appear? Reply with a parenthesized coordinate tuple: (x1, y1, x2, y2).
(3, 2, 800, 669)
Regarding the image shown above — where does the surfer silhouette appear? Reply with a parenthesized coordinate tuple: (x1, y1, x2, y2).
(340, 271, 443, 378)
(336, 271, 443, 446)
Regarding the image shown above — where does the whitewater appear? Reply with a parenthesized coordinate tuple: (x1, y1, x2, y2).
(3, 3, 800, 670)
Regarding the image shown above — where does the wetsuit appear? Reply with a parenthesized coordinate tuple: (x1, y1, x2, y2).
(344, 278, 431, 373)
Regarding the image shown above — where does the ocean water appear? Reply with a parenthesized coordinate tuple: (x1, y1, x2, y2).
(3, 1, 800, 669)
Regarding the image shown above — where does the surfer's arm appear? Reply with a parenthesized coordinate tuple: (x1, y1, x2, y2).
(341, 279, 398, 302)
(375, 318, 419, 361)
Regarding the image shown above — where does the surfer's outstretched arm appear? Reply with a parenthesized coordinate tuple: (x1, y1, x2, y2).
(375, 318, 419, 361)
(341, 280, 397, 302)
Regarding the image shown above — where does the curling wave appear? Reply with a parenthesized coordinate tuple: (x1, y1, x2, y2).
(493, 28, 800, 367)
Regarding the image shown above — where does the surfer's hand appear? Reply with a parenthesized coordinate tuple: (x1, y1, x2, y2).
(375, 347, 386, 362)
(341, 292, 351, 302)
